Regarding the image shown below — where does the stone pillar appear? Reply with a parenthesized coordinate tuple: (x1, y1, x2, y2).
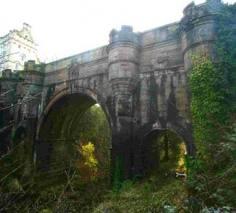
(181, 0, 222, 71)
(180, 0, 222, 155)
(15, 61, 44, 176)
(108, 26, 140, 179)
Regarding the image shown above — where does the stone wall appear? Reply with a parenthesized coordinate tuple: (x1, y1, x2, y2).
(0, 0, 223, 178)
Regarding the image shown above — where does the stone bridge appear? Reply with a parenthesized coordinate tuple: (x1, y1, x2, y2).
(0, 0, 222, 178)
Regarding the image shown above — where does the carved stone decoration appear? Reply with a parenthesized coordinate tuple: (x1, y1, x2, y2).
(68, 59, 79, 80)
(117, 95, 132, 117)
(68, 59, 80, 92)
(152, 56, 169, 70)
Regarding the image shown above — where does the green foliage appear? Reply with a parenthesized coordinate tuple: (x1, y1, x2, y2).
(94, 177, 187, 213)
(188, 3, 236, 208)
(141, 130, 187, 185)
(76, 142, 99, 181)
(79, 142, 98, 169)
(40, 209, 53, 213)
(6, 178, 23, 192)
(112, 156, 123, 192)
(72, 104, 111, 179)
(190, 56, 230, 147)
(227, 124, 236, 158)
(216, 4, 236, 65)
(0, 104, 111, 212)
(1, 4, 236, 212)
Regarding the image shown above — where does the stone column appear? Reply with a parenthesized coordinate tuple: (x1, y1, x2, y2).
(181, 0, 222, 71)
(108, 26, 140, 179)
(17, 61, 44, 176)
(180, 0, 222, 155)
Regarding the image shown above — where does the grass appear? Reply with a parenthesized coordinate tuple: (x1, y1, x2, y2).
(93, 175, 188, 213)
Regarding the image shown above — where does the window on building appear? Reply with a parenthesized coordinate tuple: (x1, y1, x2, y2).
(21, 54, 26, 61)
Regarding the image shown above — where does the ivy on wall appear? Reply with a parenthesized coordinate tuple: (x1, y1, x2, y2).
(188, 3, 236, 207)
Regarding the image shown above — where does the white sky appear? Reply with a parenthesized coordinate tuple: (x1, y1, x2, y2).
(0, 0, 235, 62)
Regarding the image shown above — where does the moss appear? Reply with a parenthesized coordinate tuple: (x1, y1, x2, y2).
(94, 177, 187, 212)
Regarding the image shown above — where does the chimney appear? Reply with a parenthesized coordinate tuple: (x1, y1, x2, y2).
(23, 23, 31, 31)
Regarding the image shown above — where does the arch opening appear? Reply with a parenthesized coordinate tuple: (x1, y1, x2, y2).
(36, 93, 111, 187)
(142, 129, 187, 178)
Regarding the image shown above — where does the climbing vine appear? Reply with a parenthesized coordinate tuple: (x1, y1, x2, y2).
(188, 3, 236, 208)
(190, 56, 230, 147)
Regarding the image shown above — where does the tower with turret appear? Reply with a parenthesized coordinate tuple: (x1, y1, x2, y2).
(181, 0, 222, 71)
(0, 23, 39, 73)
(108, 25, 140, 178)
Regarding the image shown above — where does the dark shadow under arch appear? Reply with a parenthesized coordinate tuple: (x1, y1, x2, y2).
(142, 128, 187, 177)
(36, 87, 113, 141)
(132, 122, 193, 178)
(35, 92, 112, 179)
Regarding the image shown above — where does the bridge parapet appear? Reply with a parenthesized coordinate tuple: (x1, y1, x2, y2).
(140, 23, 180, 47)
(45, 46, 108, 73)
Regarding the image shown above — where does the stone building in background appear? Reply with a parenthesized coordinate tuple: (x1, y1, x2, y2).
(0, 23, 39, 73)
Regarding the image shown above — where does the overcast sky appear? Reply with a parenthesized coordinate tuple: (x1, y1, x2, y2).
(0, 0, 235, 62)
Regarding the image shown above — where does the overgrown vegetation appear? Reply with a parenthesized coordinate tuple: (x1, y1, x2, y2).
(188, 3, 236, 209)
(73, 104, 111, 181)
(0, 104, 111, 212)
(94, 176, 187, 213)
(0, 3, 236, 212)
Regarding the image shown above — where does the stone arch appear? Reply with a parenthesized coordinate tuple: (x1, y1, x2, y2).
(141, 126, 188, 177)
(35, 86, 113, 173)
(166, 121, 195, 156)
(140, 122, 195, 154)
(134, 121, 195, 177)
(36, 86, 113, 140)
